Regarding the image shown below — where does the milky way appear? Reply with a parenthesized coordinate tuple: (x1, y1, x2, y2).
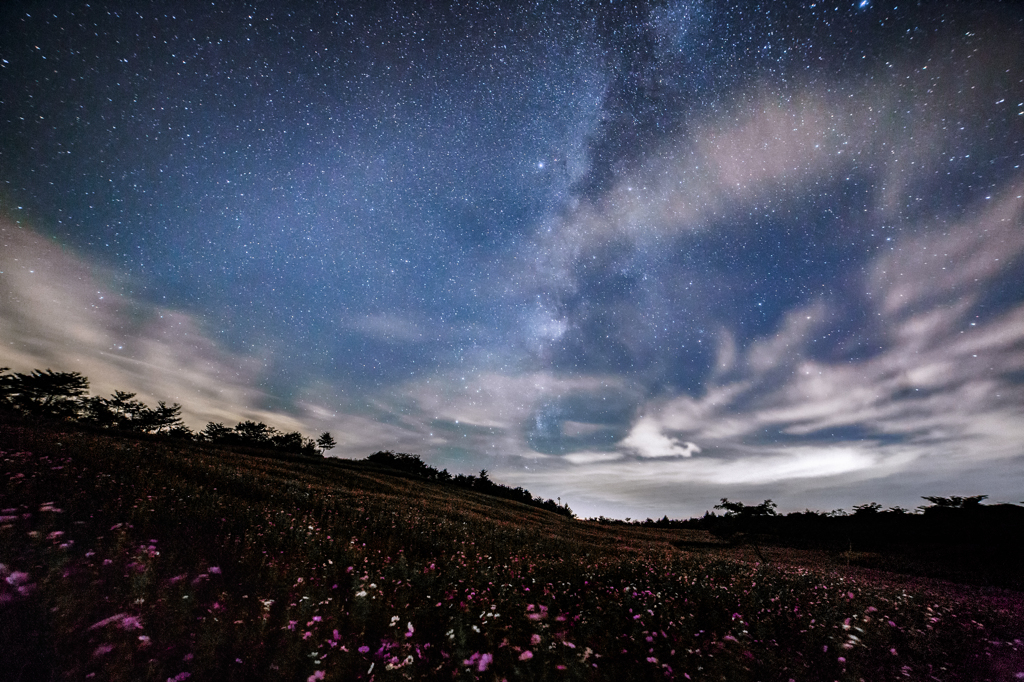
(2, 1, 1022, 518)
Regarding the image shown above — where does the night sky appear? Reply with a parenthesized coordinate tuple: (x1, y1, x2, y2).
(2, 0, 1023, 519)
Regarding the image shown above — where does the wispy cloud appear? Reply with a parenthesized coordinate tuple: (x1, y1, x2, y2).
(347, 313, 427, 343)
(497, 185, 1024, 516)
(0, 223, 315, 434)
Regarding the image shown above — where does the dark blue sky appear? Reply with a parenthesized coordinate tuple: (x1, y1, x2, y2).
(2, 0, 1023, 518)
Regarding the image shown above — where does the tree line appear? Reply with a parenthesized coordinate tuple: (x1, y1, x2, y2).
(0, 367, 570, 516)
(0, 367, 338, 456)
(364, 450, 575, 518)
(594, 495, 1024, 558)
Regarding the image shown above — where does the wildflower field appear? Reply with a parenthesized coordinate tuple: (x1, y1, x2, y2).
(2, 424, 1022, 681)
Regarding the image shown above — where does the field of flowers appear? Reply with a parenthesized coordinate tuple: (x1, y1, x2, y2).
(2, 423, 1022, 681)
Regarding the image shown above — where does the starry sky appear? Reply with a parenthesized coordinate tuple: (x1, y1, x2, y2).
(2, 0, 1023, 519)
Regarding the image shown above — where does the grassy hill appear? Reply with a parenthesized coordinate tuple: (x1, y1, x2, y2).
(2, 423, 1023, 681)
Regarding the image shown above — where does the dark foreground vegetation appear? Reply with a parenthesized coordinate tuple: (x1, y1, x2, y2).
(0, 367, 572, 518)
(598, 497, 1024, 593)
(3, 422, 1024, 682)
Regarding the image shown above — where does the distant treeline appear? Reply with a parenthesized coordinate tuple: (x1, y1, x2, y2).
(595, 496, 1024, 555)
(364, 450, 575, 518)
(0, 367, 572, 517)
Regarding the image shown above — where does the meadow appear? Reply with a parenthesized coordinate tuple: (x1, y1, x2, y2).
(2, 422, 1022, 681)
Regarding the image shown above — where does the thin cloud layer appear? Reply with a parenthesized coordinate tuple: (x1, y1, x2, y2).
(0, 223, 322, 434)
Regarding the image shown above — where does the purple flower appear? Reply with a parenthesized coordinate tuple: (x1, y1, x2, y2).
(119, 615, 143, 630)
(5, 571, 30, 586)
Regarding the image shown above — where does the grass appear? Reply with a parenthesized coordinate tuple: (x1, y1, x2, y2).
(2, 423, 1023, 681)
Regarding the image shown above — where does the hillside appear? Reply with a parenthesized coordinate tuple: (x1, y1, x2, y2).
(2, 423, 1023, 681)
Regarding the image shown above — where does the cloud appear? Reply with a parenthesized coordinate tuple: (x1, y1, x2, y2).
(563, 451, 624, 465)
(0, 222, 316, 434)
(347, 313, 426, 343)
(520, 27, 1021, 304)
(501, 184, 1024, 515)
(621, 417, 701, 458)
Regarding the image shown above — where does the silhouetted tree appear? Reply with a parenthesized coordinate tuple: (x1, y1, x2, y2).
(146, 401, 185, 434)
(233, 420, 277, 445)
(80, 395, 119, 429)
(104, 391, 152, 431)
(316, 431, 337, 453)
(0, 368, 89, 419)
(714, 498, 777, 518)
(921, 495, 988, 510)
(166, 424, 195, 440)
(271, 430, 303, 451)
(201, 422, 232, 443)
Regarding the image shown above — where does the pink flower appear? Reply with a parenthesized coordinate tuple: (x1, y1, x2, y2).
(519, 651, 533, 661)
(209, 566, 221, 575)
(93, 644, 114, 657)
(477, 653, 493, 672)
(307, 671, 326, 681)
(302, 631, 313, 640)
(90, 613, 128, 630)
(838, 656, 846, 664)
(358, 646, 370, 654)
(119, 615, 143, 630)
(5, 571, 30, 586)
